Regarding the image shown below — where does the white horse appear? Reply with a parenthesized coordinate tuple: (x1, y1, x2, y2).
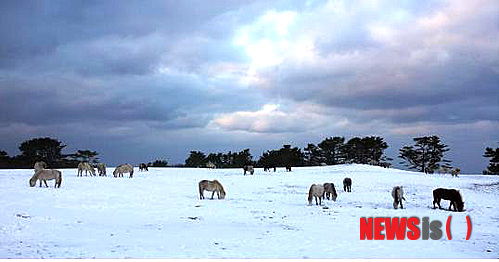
(308, 184, 325, 205)
(30, 169, 62, 188)
(113, 163, 134, 178)
(78, 162, 96, 177)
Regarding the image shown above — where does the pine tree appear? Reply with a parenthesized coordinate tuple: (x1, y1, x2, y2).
(399, 135, 450, 173)
(185, 151, 207, 167)
(483, 145, 499, 175)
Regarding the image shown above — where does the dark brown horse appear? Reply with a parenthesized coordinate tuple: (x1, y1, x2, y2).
(433, 188, 464, 211)
(343, 177, 352, 192)
(139, 163, 149, 171)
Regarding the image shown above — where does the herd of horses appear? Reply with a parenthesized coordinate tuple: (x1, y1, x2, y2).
(28, 162, 465, 212)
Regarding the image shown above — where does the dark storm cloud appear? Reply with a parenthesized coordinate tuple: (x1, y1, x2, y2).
(0, 0, 497, 172)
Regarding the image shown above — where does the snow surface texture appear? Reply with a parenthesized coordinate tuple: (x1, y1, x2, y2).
(0, 164, 497, 258)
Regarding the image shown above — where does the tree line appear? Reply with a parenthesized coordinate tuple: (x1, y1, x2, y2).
(1, 136, 498, 175)
(0, 137, 168, 169)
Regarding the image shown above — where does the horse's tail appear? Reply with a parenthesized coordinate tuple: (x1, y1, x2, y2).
(54, 170, 62, 188)
(198, 181, 204, 199)
(308, 185, 314, 204)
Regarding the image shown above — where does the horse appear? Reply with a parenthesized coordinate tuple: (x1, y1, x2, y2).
(198, 179, 226, 200)
(380, 162, 391, 168)
(286, 164, 292, 172)
(95, 163, 106, 176)
(78, 162, 96, 177)
(437, 166, 449, 174)
(34, 161, 47, 172)
(113, 163, 134, 178)
(29, 169, 62, 188)
(308, 184, 325, 205)
(139, 163, 149, 171)
(450, 168, 460, 177)
(343, 177, 352, 192)
(206, 162, 216, 169)
(433, 188, 464, 212)
(263, 164, 276, 172)
(243, 165, 254, 175)
(323, 183, 337, 201)
(391, 186, 406, 209)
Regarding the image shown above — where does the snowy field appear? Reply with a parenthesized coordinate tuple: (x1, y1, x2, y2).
(0, 164, 497, 258)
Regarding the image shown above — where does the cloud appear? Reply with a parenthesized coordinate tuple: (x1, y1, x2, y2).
(0, 0, 497, 172)
(210, 102, 347, 133)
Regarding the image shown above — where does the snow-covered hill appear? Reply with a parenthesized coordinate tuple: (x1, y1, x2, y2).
(0, 164, 497, 258)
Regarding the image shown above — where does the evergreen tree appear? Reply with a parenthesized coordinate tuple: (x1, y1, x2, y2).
(399, 135, 450, 173)
(18, 137, 67, 167)
(0, 150, 10, 168)
(318, 137, 345, 165)
(150, 159, 168, 167)
(185, 151, 207, 167)
(483, 145, 499, 175)
(71, 150, 100, 163)
(304, 143, 324, 166)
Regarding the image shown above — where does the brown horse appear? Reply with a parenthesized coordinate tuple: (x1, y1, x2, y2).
(433, 188, 464, 211)
(243, 165, 254, 175)
(95, 163, 106, 176)
(29, 169, 62, 188)
(323, 183, 338, 201)
(139, 163, 149, 171)
(308, 184, 325, 205)
(198, 180, 226, 199)
(343, 177, 352, 192)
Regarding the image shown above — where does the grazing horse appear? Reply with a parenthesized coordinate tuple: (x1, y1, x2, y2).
(206, 162, 216, 169)
(198, 179, 226, 199)
(433, 188, 464, 212)
(391, 186, 406, 209)
(78, 162, 96, 177)
(343, 177, 352, 192)
(29, 169, 62, 188)
(323, 183, 338, 201)
(95, 163, 106, 176)
(263, 164, 276, 172)
(450, 168, 460, 177)
(139, 163, 149, 171)
(34, 161, 47, 172)
(308, 184, 325, 205)
(380, 162, 391, 168)
(243, 165, 254, 175)
(113, 163, 134, 178)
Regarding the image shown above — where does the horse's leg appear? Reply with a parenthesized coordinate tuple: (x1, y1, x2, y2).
(43, 179, 49, 187)
(400, 200, 404, 209)
(211, 191, 215, 199)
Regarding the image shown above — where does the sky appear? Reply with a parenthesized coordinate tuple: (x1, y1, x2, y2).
(0, 0, 497, 173)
